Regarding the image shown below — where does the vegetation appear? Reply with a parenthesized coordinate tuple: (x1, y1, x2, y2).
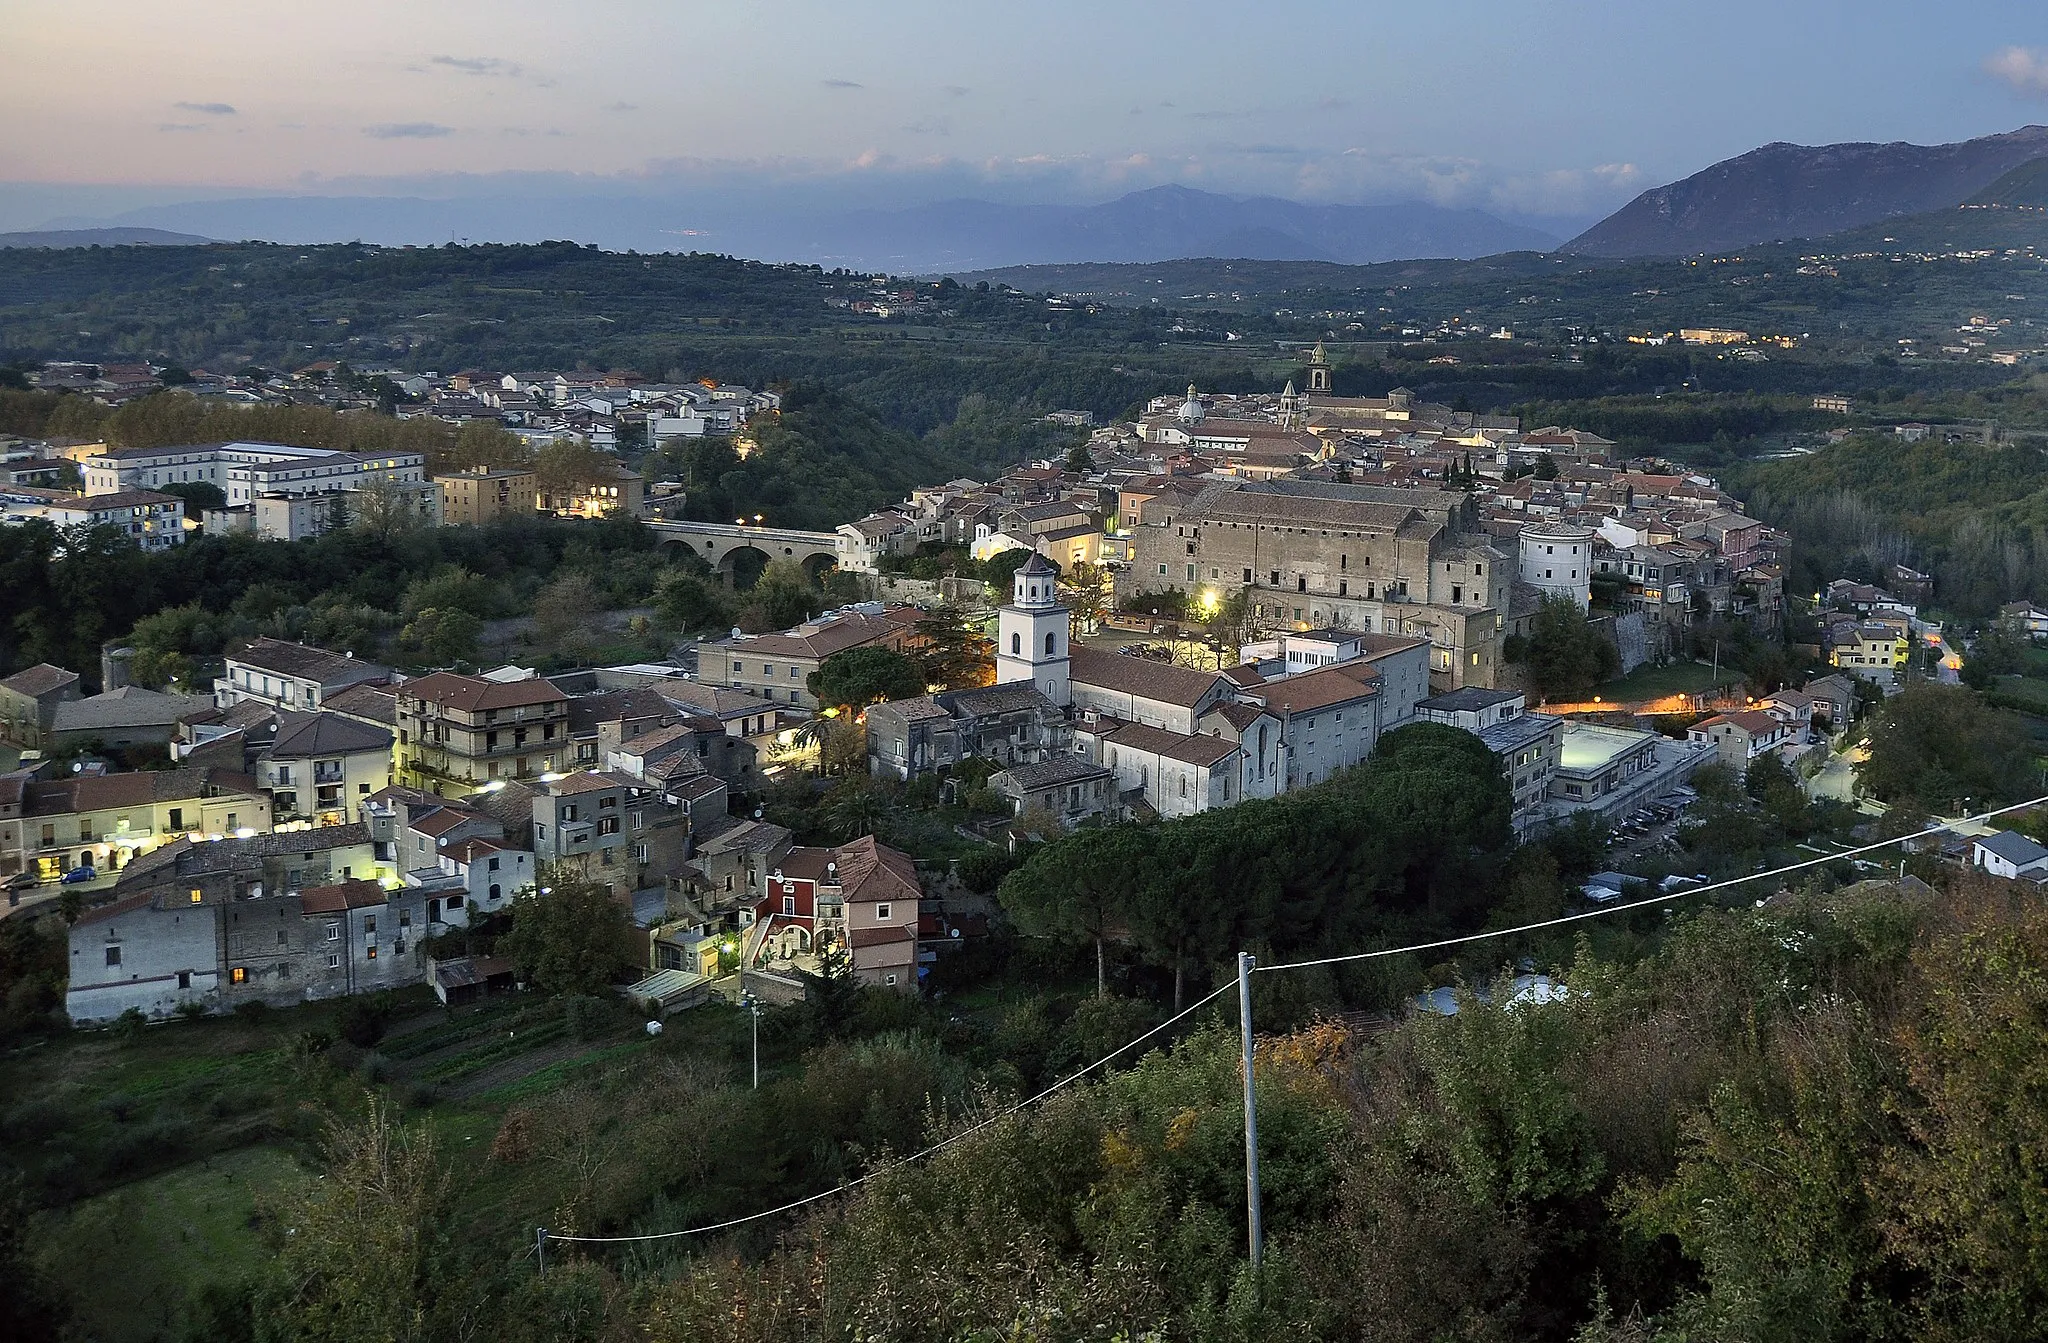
(1855, 681, 2040, 812)
(1515, 595, 1622, 701)
(499, 875, 635, 997)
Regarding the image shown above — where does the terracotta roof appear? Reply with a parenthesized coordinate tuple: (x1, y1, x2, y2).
(545, 771, 617, 797)
(411, 806, 487, 838)
(719, 608, 920, 662)
(399, 671, 568, 714)
(325, 683, 397, 726)
(1101, 720, 1239, 768)
(834, 834, 920, 906)
(299, 878, 388, 913)
(1069, 646, 1233, 709)
(848, 925, 916, 948)
(444, 837, 516, 863)
(72, 891, 159, 928)
(1247, 664, 1380, 716)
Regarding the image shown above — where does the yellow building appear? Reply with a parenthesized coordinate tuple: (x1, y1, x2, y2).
(436, 467, 537, 526)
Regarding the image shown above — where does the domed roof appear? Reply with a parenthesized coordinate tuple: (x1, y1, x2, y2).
(1176, 383, 1205, 426)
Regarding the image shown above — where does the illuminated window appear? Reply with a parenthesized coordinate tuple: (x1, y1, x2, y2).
(231, 966, 247, 984)
(366, 945, 377, 960)
(189, 888, 203, 904)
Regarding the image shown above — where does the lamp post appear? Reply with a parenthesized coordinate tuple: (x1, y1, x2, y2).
(741, 991, 760, 1089)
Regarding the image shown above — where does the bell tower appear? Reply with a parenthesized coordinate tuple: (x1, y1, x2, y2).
(995, 552, 1071, 706)
(1306, 340, 1331, 394)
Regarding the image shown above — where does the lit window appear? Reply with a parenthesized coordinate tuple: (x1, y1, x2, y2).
(189, 888, 203, 904)
(231, 966, 247, 984)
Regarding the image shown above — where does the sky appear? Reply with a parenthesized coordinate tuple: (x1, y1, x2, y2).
(5, 0, 2048, 238)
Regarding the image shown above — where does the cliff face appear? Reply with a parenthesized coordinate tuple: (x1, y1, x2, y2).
(1563, 126, 2048, 257)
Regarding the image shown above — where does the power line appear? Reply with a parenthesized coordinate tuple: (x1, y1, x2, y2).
(538, 793, 2041, 1258)
(541, 978, 1239, 1248)
(1256, 794, 2047, 975)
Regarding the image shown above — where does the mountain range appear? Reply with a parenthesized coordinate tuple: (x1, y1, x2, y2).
(25, 184, 1559, 272)
(1563, 125, 2048, 257)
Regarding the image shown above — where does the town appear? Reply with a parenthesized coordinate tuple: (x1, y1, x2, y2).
(0, 339, 1980, 1029)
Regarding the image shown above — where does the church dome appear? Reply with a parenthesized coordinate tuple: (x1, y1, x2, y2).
(1176, 383, 1206, 427)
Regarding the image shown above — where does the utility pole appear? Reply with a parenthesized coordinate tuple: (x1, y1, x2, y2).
(536, 1226, 548, 1275)
(1237, 951, 1263, 1275)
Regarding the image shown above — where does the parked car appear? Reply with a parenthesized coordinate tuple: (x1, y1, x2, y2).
(60, 865, 96, 885)
(3, 871, 35, 891)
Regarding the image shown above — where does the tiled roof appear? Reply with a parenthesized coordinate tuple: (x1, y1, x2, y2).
(229, 637, 388, 686)
(835, 834, 920, 905)
(0, 663, 79, 698)
(399, 671, 568, 714)
(1248, 663, 1379, 716)
(991, 755, 1113, 791)
(1100, 720, 1239, 768)
(299, 878, 388, 913)
(1069, 647, 1232, 709)
(265, 711, 392, 759)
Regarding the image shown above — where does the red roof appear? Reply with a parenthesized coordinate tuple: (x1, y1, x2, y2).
(299, 878, 387, 913)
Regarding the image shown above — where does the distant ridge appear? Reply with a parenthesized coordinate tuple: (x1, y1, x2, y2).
(0, 227, 215, 249)
(1563, 126, 2048, 257)
(1968, 157, 2048, 207)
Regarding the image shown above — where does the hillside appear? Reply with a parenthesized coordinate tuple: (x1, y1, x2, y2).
(0, 227, 214, 249)
(1564, 125, 2048, 257)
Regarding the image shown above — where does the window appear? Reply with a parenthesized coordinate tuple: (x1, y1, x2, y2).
(231, 966, 247, 984)
(276, 930, 287, 946)
(1010, 632, 1020, 654)
(105, 945, 121, 967)
(327, 953, 341, 969)
(783, 895, 796, 915)
(789, 666, 800, 679)
(363, 915, 377, 934)
(1045, 631, 1057, 655)
(168, 808, 183, 830)
(189, 888, 203, 904)
(875, 903, 892, 922)
(325, 922, 340, 941)
(177, 971, 190, 990)
(365, 945, 377, 960)
(885, 973, 899, 986)
(489, 883, 502, 901)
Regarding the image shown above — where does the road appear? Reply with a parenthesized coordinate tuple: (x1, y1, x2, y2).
(1914, 620, 1963, 685)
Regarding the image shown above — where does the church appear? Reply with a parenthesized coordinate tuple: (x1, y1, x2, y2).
(866, 554, 1434, 824)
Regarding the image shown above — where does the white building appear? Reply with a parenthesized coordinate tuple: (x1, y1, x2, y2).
(1519, 520, 1596, 609)
(996, 553, 1073, 708)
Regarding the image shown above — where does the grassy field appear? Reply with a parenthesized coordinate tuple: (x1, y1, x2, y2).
(1598, 660, 1748, 702)
(35, 1145, 304, 1343)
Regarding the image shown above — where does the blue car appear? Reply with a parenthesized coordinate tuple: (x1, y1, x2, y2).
(60, 865, 97, 885)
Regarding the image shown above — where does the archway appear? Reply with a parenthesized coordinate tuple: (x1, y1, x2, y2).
(800, 552, 839, 586)
(718, 544, 771, 589)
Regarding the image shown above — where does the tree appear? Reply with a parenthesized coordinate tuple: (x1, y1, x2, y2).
(1522, 596, 1620, 701)
(253, 1099, 467, 1343)
(1856, 682, 2038, 812)
(500, 874, 631, 996)
(1533, 453, 1559, 481)
(1961, 616, 2029, 690)
(531, 572, 605, 662)
(912, 605, 993, 689)
(395, 607, 482, 667)
(0, 1175, 68, 1340)
(809, 646, 926, 711)
(1001, 825, 1145, 998)
(451, 418, 533, 473)
(348, 475, 427, 542)
(1064, 441, 1094, 474)
(653, 571, 737, 634)
(158, 479, 227, 514)
(822, 776, 892, 838)
(534, 438, 612, 498)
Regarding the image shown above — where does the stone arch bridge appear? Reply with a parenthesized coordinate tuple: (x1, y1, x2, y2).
(646, 519, 841, 583)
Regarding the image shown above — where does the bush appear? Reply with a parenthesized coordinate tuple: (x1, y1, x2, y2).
(337, 995, 392, 1047)
(175, 1000, 207, 1020)
(233, 999, 270, 1021)
(113, 1007, 148, 1040)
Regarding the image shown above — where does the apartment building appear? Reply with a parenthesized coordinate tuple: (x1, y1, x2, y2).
(437, 466, 538, 526)
(394, 672, 570, 796)
(216, 638, 393, 712)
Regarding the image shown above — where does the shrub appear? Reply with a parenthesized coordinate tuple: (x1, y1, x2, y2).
(112, 1007, 148, 1040)
(337, 996, 391, 1047)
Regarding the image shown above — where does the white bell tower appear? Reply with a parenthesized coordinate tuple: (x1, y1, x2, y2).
(995, 552, 1071, 706)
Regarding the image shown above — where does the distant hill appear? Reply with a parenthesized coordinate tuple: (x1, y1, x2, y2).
(1563, 126, 2048, 257)
(1968, 157, 2048, 207)
(0, 227, 214, 249)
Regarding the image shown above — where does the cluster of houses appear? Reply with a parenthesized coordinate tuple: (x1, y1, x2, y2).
(4, 627, 968, 1023)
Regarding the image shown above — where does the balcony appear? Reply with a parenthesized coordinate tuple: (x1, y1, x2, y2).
(313, 762, 346, 785)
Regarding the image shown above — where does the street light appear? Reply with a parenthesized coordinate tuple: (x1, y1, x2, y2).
(741, 992, 760, 1089)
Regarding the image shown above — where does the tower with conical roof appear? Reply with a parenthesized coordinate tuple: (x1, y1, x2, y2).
(1278, 379, 1300, 430)
(995, 552, 1071, 706)
(1306, 340, 1331, 394)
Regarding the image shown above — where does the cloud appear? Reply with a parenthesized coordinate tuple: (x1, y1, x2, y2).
(174, 101, 236, 116)
(903, 117, 951, 136)
(157, 123, 207, 133)
(941, 85, 970, 97)
(1987, 46, 2048, 97)
(604, 101, 639, 112)
(365, 122, 454, 139)
(822, 79, 863, 89)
